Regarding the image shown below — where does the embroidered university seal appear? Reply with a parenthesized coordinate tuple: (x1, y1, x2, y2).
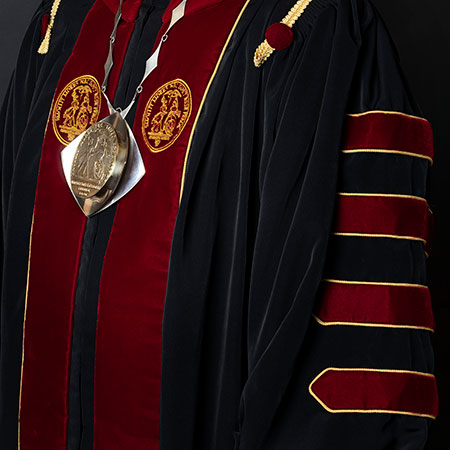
(142, 79, 192, 153)
(52, 75, 102, 145)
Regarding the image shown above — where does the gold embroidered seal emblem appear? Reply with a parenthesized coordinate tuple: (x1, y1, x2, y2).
(52, 75, 102, 145)
(142, 79, 192, 153)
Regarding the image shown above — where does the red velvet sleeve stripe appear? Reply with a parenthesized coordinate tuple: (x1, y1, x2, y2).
(309, 368, 439, 419)
(334, 194, 430, 247)
(314, 280, 435, 331)
(342, 111, 434, 162)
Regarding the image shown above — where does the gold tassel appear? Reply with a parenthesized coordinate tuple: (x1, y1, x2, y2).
(37, 0, 63, 55)
(254, 0, 314, 68)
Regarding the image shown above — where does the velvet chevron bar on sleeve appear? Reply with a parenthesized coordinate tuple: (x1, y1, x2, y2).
(309, 368, 438, 419)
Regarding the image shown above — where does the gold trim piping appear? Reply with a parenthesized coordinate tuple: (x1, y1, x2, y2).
(179, 0, 252, 204)
(38, 0, 62, 55)
(346, 110, 429, 122)
(332, 232, 426, 244)
(17, 212, 35, 449)
(322, 279, 428, 289)
(337, 192, 427, 203)
(253, 0, 314, 67)
(312, 314, 434, 332)
(309, 367, 437, 419)
(341, 148, 433, 164)
(17, 90, 56, 449)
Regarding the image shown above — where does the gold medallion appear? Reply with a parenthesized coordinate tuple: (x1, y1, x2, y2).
(71, 122, 119, 198)
(142, 79, 192, 152)
(53, 75, 102, 145)
(61, 112, 130, 216)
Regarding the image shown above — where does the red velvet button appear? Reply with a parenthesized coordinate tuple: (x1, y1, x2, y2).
(265, 23, 293, 50)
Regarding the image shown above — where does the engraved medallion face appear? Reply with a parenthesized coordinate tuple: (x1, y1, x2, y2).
(53, 75, 102, 145)
(142, 79, 192, 152)
(71, 122, 119, 198)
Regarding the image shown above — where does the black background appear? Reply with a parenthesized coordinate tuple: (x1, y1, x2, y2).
(0, 0, 448, 448)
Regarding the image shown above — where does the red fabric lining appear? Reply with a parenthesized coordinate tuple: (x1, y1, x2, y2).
(19, 2, 136, 449)
(315, 281, 435, 330)
(334, 195, 430, 246)
(310, 368, 439, 418)
(343, 112, 434, 160)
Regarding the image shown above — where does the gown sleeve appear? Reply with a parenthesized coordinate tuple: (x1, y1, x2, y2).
(0, 0, 50, 346)
(235, 1, 437, 449)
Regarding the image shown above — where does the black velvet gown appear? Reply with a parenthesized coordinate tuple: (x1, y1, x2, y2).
(0, 0, 437, 449)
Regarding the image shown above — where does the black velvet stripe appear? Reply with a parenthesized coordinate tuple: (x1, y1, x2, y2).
(67, 208, 118, 450)
(324, 236, 427, 285)
(338, 153, 429, 198)
(308, 320, 434, 372)
(67, 217, 99, 450)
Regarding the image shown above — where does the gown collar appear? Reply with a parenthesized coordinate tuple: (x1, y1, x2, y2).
(162, 0, 223, 23)
(102, 0, 223, 23)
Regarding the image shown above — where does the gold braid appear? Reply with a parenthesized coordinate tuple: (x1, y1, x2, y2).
(254, 0, 314, 68)
(37, 0, 63, 55)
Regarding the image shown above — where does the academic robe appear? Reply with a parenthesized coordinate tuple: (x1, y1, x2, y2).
(0, 0, 438, 449)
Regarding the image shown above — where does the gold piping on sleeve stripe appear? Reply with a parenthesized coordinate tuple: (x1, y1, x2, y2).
(312, 314, 434, 332)
(322, 279, 428, 289)
(337, 192, 427, 203)
(346, 110, 429, 122)
(179, 0, 252, 204)
(308, 367, 437, 419)
(18, 212, 35, 449)
(332, 232, 426, 244)
(341, 148, 433, 164)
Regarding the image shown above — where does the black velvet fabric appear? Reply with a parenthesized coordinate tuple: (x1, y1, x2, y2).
(0, 0, 435, 449)
(339, 154, 429, 198)
(160, 1, 433, 450)
(324, 237, 427, 283)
